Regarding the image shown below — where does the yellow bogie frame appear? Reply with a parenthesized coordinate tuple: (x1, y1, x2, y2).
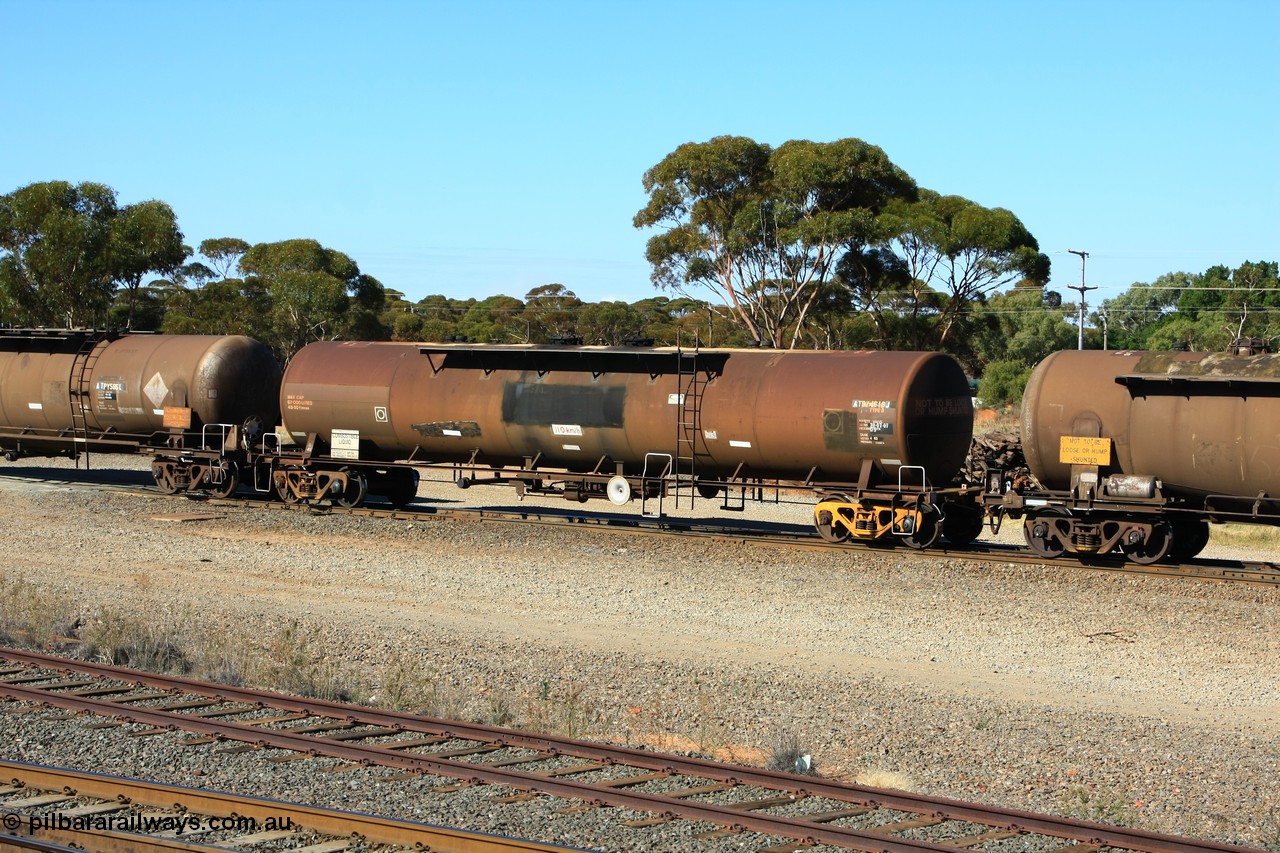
(814, 495, 941, 549)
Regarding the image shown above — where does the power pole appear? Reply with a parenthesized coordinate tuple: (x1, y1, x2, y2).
(1068, 249, 1095, 350)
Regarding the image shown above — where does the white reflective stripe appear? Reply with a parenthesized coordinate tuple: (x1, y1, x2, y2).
(729, 440, 751, 448)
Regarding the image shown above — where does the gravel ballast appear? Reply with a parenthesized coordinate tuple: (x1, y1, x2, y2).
(0, 460, 1277, 850)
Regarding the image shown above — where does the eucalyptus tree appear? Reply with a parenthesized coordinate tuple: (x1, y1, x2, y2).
(109, 200, 186, 326)
(1176, 261, 1280, 347)
(0, 182, 192, 328)
(634, 136, 918, 348)
(239, 238, 387, 359)
(198, 237, 251, 280)
(1093, 274, 1189, 350)
(456, 294, 525, 343)
(761, 139, 917, 347)
(521, 283, 582, 342)
(577, 300, 644, 344)
(798, 281, 884, 350)
(1096, 262, 1279, 351)
(876, 191, 1049, 350)
(0, 181, 120, 326)
(970, 285, 1076, 403)
(156, 241, 266, 338)
(410, 294, 461, 341)
(159, 276, 272, 339)
(634, 136, 773, 343)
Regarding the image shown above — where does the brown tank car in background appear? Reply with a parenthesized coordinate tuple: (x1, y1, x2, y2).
(995, 345, 1280, 564)
(0, 329, 280, 495)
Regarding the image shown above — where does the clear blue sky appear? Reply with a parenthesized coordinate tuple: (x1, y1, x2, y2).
(2, 0, 1276, 309)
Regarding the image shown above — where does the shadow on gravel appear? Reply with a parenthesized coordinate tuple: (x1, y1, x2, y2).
(0, 464, 154, 489)
(471, 503, 817, 536)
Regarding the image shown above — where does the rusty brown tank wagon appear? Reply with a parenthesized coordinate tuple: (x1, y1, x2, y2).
(991, 344, 1280, 564)
(0, 329, 280, 496)
(273, 341, 977, 547)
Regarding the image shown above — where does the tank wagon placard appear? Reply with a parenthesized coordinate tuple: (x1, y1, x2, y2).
(1058, 436, 1111, 466)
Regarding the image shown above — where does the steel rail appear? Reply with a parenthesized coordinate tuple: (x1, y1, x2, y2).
(0, 651, 1260, 853)
(0, 759, 578, 853)
(0, 838, 87, 853)
(0, 831, 234, 853)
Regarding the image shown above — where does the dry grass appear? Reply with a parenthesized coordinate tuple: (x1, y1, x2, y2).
(765, 731, 817, 775)
(1209, 523, 1280, 550)
(973, 408, 1020, 434)
(0, 575, 80, 649)
(1058, 784, 1134, 824)
(855, 768, 916, 790)
(521, 679, 619, 740)
(0, 575, 366, 702)
(1, 574, 821, 778)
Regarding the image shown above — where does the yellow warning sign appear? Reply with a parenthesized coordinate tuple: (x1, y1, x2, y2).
(1059, 436, 1111, 466)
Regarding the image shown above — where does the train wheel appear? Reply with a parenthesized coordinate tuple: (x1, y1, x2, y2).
(903, 505, 941, 550)
(274, 471, 303, 505)
(1167, 518, 1211, 562)
(1120, 521, 1172, 565)
(334, 468, 368, 508)
(151, 461, 180, 495)
(941, 504, 984, 547)
(380, 469, 420, 508)
(1024, 509, 1068, 559)
(208, 461, 240, 499)
(696, 482, 722, 500)
(815, 494, 851, 543)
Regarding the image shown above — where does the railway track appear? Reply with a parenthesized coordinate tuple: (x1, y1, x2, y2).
(6, 462, 1276, 585)
(236, 494, 1280, 587)
(0, 649, 1264, 853)
(0, 759, 574, 852)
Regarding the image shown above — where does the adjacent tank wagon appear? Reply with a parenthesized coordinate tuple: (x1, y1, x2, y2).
(997, 345, 1280, 563)
(0, 329, 281, 495)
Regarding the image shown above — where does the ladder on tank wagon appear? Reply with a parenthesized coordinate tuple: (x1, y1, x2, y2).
(68, 333, 105, 469)
(672, 344, 714, 509)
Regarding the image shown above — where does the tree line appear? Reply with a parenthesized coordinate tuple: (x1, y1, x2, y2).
(3, 144, 1275, 407)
